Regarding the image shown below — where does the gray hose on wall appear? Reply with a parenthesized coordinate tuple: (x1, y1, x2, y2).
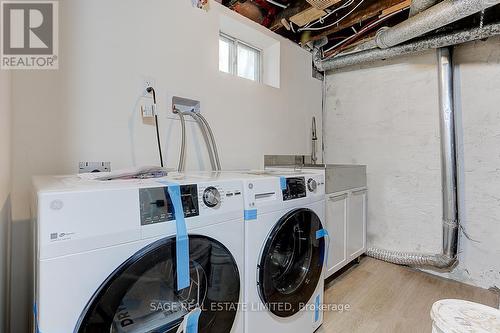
(194, 113, 222, 171)
(176, 110, 187, 172)
(367, 48, 459, 269)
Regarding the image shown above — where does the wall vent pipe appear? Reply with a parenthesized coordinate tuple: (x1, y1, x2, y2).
(375, 0, 500, 49)
(314, 23, 500, 71)
(367, 48, 459, 269)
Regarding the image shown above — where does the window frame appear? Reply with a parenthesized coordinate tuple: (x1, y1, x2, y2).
(219, 32, 262, 83)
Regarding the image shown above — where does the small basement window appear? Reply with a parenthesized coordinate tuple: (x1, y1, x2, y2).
(219, 32, 261, 82)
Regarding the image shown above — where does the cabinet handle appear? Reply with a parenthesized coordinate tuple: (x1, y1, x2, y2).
(329, 194, 348, 200)
(352, 189, 367, 195)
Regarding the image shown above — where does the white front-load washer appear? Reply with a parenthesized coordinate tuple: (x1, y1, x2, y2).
(237, 170, 327, 333)
(31, 173, 245, 333)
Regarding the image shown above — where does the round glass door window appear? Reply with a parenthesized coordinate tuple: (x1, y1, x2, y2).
(75, 236, 240, 333)
(258, 208, 325, 318)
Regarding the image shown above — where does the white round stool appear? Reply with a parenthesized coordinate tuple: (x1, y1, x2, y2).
(431, 299, 500, 333)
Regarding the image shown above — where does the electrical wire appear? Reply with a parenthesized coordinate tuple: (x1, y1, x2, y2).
(146, 86, 164, 168)
(322, 8, 405, 56)
(299, 0, 366, 32)
(265, 0, 288, 9)
(299, 0, 355, 31)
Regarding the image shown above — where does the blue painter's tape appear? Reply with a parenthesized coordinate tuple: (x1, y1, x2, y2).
(186, 308, 202, 333)
(316, 228, 328, 239)
(314, 294, 320, 322)
(244, 209, 257, 220)
(280, 176, 287, 190)
(316, 228, 330, 268)
(167, 184, 190, 291)
(34, 302, 41, 333)
(158, 180, 190, 291)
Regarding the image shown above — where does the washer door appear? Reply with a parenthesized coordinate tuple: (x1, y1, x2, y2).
(75, 235, 240, 333)
(258, 208, 325, 318)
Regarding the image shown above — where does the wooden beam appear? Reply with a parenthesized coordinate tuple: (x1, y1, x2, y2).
(269, 1, 311, 31)
(305, 0, 406, 43)
(289, 7, 327, 27)
(380, 0, 411, 17)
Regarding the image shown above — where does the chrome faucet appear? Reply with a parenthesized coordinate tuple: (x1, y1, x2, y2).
(311, 116, 318, 164)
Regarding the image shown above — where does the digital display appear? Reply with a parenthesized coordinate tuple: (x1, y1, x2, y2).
(140, 185, 199, 225)
(282, 177, 306, 201)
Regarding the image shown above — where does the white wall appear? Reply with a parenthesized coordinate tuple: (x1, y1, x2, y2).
(325, 37, 500, 290)
(0, 69, 12, 332)
(9, 0, 321, 331)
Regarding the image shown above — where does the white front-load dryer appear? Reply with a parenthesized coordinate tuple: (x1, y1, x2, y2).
(31, 173, 245, 333)
(238, 171, 327, 333)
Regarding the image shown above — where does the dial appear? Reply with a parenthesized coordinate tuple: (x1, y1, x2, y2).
(203, 186, 221, 208)
(307, 178, 317, 192)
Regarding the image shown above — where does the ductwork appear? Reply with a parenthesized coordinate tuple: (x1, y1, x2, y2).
(375, 0, 500, 49)
(367, 48, 459, 269)
(313, 0, 500, 71)
(409, 0, 441, 17)
(314, 23, 500, 71)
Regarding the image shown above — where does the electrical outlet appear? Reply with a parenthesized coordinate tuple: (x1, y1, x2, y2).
(140, 77, 156, 96)
(79, 162, 111, 173)
(139, 77, 157, 118)
(141, 102, 155, 118)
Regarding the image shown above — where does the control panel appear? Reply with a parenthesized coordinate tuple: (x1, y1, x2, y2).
(282, 177, 307, 201)
(139, 184, 199, 225)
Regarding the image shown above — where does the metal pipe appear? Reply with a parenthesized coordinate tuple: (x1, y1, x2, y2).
(375, 0, 500, 49)
(184, 112, 217, 171)
(174, 109, 187, 172)
(195, 113, 222, 171)
(438, 47, 459, 258)
(409, 0, 441, 17)
(314, 23, 500, 71)
(367, 47, 459, 269)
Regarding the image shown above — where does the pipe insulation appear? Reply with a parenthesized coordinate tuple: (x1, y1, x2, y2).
(314, 23, 500, 71)
(375, 0, 500, 49)
(367, 48, 459, 269)
(409, 0, 441, 17)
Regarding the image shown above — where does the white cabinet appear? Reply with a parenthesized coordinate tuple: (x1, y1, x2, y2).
(325, 193, 348, 278)
(325, 188, 367, 279)
(347, 189, 367, 260)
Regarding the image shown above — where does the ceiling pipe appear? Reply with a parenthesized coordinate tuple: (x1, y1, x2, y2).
(313, 23, 500, 71)
(409, 0, 441, 17)
(375, 0, 500, 49)
(367, 47, 459, 269)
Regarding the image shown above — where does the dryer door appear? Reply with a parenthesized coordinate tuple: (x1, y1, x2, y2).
(75, 235, 240, 333)
(258, 208, 325, 318)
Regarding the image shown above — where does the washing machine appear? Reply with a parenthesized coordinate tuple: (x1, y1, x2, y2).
(238, 170, 327, 333)
(31, 172, 245, 333)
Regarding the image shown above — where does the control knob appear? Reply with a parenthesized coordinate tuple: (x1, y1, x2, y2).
(307, 178, 317, 192)
(203, 186, 221, 208)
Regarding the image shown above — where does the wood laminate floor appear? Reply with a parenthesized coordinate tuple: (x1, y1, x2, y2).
(317, 257, 499, 333)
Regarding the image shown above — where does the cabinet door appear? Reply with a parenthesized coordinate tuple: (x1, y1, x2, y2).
(348, 189, 367, 260)
(325, 193, 348, 278)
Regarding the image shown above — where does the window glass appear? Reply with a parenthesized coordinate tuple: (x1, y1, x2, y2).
(237, 43, 259, 81)
(219, 33, 260, 82)
(218, 36, 232, 74)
